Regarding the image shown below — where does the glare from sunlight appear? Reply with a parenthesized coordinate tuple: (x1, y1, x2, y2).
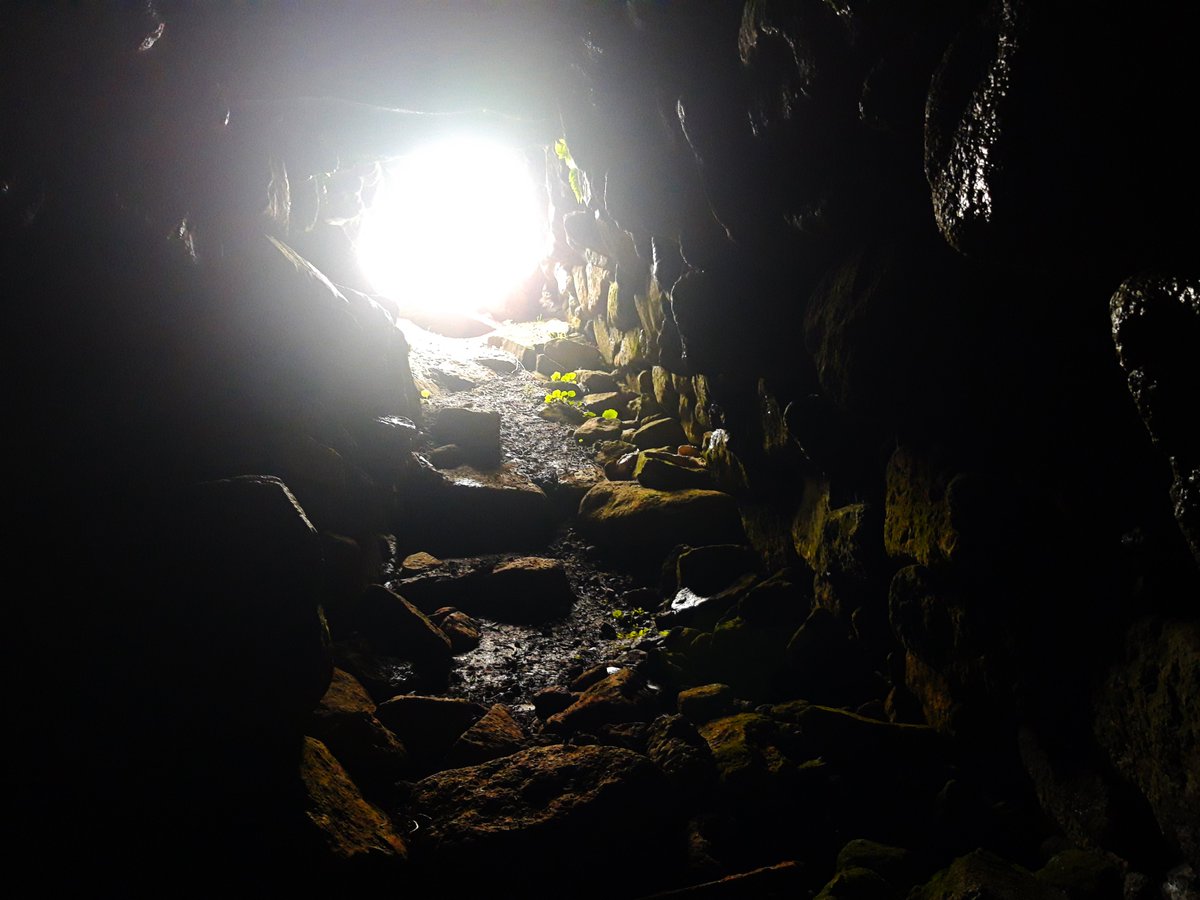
(355, 137, 550, 315)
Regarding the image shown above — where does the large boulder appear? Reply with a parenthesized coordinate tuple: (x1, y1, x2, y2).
(308, 669, 409, 798)
(578, 481, 744, 557)
(409, 744, 672, 891)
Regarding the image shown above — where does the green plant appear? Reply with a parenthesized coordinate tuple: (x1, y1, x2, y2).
(601, 408, 618, 419)
(544, 371, 585, 410)
(610, 606, 661, 641)
(555, 138, 586, 205)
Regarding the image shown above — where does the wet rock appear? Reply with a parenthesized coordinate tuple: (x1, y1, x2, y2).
(400, 552, 442, 576)
(297, 737, 407, 870)
(428, 607, 480, 654)
(269, 433, 385, 537)
(410, 745, 670, 891)
(1110, 274, 1200, 570)
(356, 585, 451, 671)
(430, 407, 500, 466)
(389, 556, 488, 614)
(444, 703, 526, 768)
(1093, 617, 1200, 868)
(573, 416, 624, 444)
(478, 557, 576, 622)
(330, 639, 428, 704)
(352, 415, 418, 482)
(814, 866, 894, 899)
(374, 696, 486, 770)
(677, 684, 736, 724)
(541, 337, 607, 373)
(646, 713, 718, 795)
(309, 669, 409, 798)
(576, 369, 619, 393)
(426, 443, 465, 469)
(1034, 848, 1124, 900)
(398, 464, 554, 555)
(606, 449, 641, 480)
(158, 475, 331, 732)
(547, 666, 661, 732)
(669, 861, 813, 898)
(658, 575, 758, 632)
(635, 450, 714, 491)
(675, 544, 762, 597)
(583, 390, 636, 418)
(913, 849, 1065, 900)
(888, 565, 995, 736)
(835, 839, 914, 886)
(709, 613, 796, 699)
(532, 686, 577, 720)
(698, 713, 812, 805)
(632, 415, 690, 450)
(578, 481, 745, 557)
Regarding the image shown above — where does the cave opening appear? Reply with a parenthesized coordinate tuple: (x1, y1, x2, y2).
(5, 3, 1198, 898)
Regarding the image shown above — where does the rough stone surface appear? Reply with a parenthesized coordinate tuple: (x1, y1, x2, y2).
(635, 450, 714, 491)
(297, 737, 408, 868)
(410, 745, 670, 888)
(429, 607, 481, 654)
(478, 557, 576, 622)
(547, 666, 661, 732)
(309, 669, 409, 795)
(677, 684, 736, 724)
(913, 849, 1065, 900)
(356, 584, 451, 670)
(373, 696, 485, 769)
(1093, 617, 1200, 868)
(633, 416, 690, 451)
(444, 703, 526, 768)
(574, 416, 625, 444)
(431, 407, 501, 465)
(578, 481, 745, 557)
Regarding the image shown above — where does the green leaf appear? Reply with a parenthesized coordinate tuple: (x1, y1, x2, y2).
(569, 167, 584, 204)
(551, 371, 562, 381)
(582, 411, 597, 418)
(561, 372, 577, 382)
(602, 408, 618, 420)
(554, 138, 572, 162)
(565, 390, 576, 398)
(544, 393, 553, 403)
(420, 389, 431, 399)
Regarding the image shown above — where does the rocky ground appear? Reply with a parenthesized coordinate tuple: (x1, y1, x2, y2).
(286, 320, 1157, 899)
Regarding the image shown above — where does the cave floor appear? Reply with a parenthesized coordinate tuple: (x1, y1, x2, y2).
(392, 317, 655, 728)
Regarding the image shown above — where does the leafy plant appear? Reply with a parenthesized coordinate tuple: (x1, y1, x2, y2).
(601, 408, 618, 420)
(544, 372, 586, 410)
(555, 138, 586, 205)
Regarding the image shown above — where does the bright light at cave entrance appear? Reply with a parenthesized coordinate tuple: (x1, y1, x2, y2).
(355, 138, 548, 316)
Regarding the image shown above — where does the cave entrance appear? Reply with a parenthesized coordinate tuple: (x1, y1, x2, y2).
(353, 135, 551, 323)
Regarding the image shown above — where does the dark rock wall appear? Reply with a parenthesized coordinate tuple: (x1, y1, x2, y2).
(4, 0, 1197, 883)
(547, 0, 1199, 873)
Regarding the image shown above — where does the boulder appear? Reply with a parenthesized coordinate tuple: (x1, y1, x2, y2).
(444, 703, 526, 768)
(635, 450, 715, 491)
(429, 607, 481, 654)
(308, 669, 409, 795)
(356, 585, 451, 670)
(1093, 617, 1200, 868)
(410, 745, 670, 891)
(296, 737, 407, 870)
(646, 714, 718, 795)
(578, 481, 745, 557)
(374, 696, 486, 770)
(574, 416, 624, 444)
(541, 337, 607, 372)
(431, 407, 500, 465)
(677, 684, 736, 724)
(674, 544, 762, 597)
(547, 667, 661, 732)
(396, 463, 554, 555)
(913, 849, 1065, 900)
(658, 575, 758, 632)
(477, 557, 576, 622)
(632, 416, 689, 451)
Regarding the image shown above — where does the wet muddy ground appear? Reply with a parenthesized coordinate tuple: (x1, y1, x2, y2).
(399, 318, 659, 728)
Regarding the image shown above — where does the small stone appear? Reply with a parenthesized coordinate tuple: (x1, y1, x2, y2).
(547, 667, 660, 732)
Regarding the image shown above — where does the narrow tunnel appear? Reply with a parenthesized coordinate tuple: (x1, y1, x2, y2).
(4, 3, 1198, 897)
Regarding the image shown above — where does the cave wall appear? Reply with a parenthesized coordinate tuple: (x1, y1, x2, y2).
(544, 0, 1199, 872)
(4, 0, 1197, 884)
